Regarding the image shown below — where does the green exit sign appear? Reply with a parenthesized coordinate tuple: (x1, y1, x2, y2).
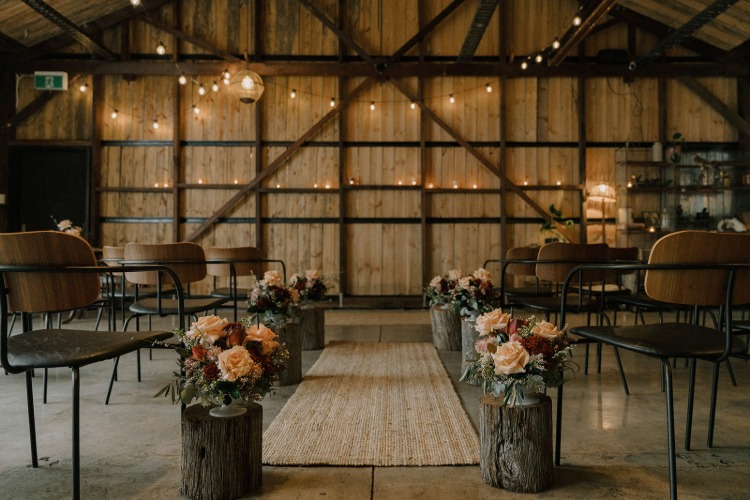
(34, 71, 68, 91)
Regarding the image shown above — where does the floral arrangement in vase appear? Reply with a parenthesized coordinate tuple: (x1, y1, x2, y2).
(460, 307, 575, 406)
(51, 216, 83, 237)
(247, 270, 300, 325)
(424, 269, 463, 307)
(450, 268, 496, 319)
(155, 315, 289, 409)
(289, 269, 328, 302)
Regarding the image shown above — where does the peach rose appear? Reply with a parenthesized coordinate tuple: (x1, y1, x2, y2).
(186, 315, 228, 344)
(475, 308, 511, 336)
(531, 321, 563, 339)
(447, 269, 463, 281)
(305, 269, 321, 282)
(429, 275, 442, 289)
(261, 270, 283, 287)
(244, 323, 280, 355)
(472, 267, 493, 284)
(457, 277, 472, 290)
(217, 345, 255, 382)
(492, 341, 530, 375)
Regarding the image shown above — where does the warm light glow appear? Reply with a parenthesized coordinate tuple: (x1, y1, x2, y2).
(410, 101, 416, 109)
(349, 178, 355, 185)
(472, 184, 478, 189)
(314, 183, 319, 188)
(573, 16, 582, 26)
(330, 97, 336, 107)
(521, 60, 528, 70)
(198, 178, 204, 184)
(397, 180, 403, 186)
(223, 69, 231, 80)
(233, 178, 239, 184)
(535, 54, 543, 63)
(427, 183, 434, 189)
(325, 182, 331, 189)
(241, 76, 253, 90)
(111, 109, 118, 119)
(192, 105, 200, 114)
(449, 94, 455, 104)
(485, 83, 492, 93)
(79, 83, 88, 93)
(162, 182, 168, 188)
(178, 74, 187, 85)
(212, 81, 219, 92)
(411, 179, 417, 186)
(130, 0, 141, 6)
(156, 41, 166, 55)
(523, 180, 528, 186)
(290, 89, 297, 99)
(276, 183, 281, 188)
(452, 180, 459, 189)
(370, 101, 375, 111)
(152, 119, 159, 129)
(627, 181, 633, 188)
(198, 83, 206, 96)
(556, 180, 562, 186)
(154, 182, 159, 187)
(552, 38, 560, 50)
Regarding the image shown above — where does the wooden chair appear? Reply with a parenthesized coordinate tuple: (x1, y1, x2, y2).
(559, 231, 750, 500)
(205, 246, 265, 321)
(491, 246, 553, 312)
(0, 231, 176, 499)
(105, 242, 228, 404)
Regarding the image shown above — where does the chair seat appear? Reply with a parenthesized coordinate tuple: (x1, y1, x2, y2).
(571, 283, 631, 295)
(7, 329, 173, 370)
(511, 294, 601, 313)
(570, 322, 748, 360)
(504, 286, 554, 299)
(130, 297, 228, 316)
(606, 292, 691, 311)
(210, 287, 250, 299)
(734, 320, 750, 332)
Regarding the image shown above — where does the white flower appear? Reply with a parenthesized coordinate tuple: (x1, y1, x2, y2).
(261, 270, 283, 287)
(429, 275, 442, 289)
(457, 277, 472, 290)
(472, 267, 493, 284)
(305, 269, 321, 281)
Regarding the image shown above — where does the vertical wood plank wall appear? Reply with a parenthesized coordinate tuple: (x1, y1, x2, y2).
(8, 0, 741, 296)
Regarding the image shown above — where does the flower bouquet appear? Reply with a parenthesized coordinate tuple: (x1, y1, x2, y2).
(451, 268, 497, 319)
(289, 269, 328, 302)
(51, 216, 83, 237)
(247, 270, 300, 325)
(155, 315, 289, 409)
(425, 269, 462, 307)
(460, 308, 575, 406)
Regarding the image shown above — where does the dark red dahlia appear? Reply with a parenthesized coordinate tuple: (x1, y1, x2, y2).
(203, 363, 220, 380)
(521, 336, 556, 369)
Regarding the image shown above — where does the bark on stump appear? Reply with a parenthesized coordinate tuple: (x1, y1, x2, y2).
(299, 305, 325, 350)
(181, 403, 262, 500)
(430, 305, 462, 351)
(461, 319, 480, 385)
(276, 321, 302, 386)
(479, 394, 554, 493)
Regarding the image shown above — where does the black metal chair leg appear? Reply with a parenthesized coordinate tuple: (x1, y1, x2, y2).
(724, 359, 737, 387)
(663, 360, 677, 500)
(685, 358, 696, 451)
(137, 350, 141, 382)
(105, 356, 120, 405)
(613, 347, 630, 395)
(555, 384, 563, 466)
(25, 371, 38, 468)
(72, 366, 80, 500)
(43, 367, 48, 404)
(94, 306, 104, 331)
(707, 361, 721, 448)
(584, 343, 590, 375)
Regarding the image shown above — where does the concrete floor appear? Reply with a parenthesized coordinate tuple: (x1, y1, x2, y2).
(1, 308, 749, 499)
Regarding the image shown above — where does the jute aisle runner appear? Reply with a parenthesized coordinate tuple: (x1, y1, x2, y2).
(262, 341, 480, 466)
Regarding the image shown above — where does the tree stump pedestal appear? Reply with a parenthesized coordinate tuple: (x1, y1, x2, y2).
(430, 305, 461, 350)
(479, 394, 554, 493)
(275, 321, 302, 386)
(181, 403, 262, 500)
(461, 319, 480, 385)
(299, 305, 325, 350)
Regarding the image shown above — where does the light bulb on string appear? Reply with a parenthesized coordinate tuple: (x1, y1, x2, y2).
(192, 105, 200, 115)
(485, 83, 492, 93)
(178, 74, 187, 85)
(521, 60, 528, 70)
(552, 38, 560, 50)
(79, 82, 88, 93)
(449, 94, 455, 104)
(535, 54, 543, 63)
(410, 101, 416, 109)
(198, 83, 206, 96)
(156, 41, 166, 55)
(573, 16, 581, 26)
(152, 119, 159, 129)
(223, 69, 231, 80)
(330, 97, 336, 107)
(370, 101, 375, 111)
(290, 89, 297, 99)
(211, 81, 219, 92)
(130, 0, 141, 6)
(233, 178, 239, 185)
(111, 109, 118, 119)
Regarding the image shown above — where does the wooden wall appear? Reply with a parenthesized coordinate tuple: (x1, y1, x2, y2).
(5, 0, 744, 296)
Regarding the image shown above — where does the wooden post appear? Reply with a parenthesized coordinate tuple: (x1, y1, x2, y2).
(479, 394, 554, 493)
(461, 319, 480, 385)
(299, 305, 325, 350)
(429, 305, 461, 350)
(276, 321, 302, 385)
(181, 403, 262, 500)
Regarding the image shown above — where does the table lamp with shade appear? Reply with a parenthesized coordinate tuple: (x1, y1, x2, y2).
(587, 182, 616, 243)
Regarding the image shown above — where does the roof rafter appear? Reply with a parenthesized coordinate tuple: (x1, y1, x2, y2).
(138, 14, 243, 63)
(548, 0, 619, 66)
(456, 0, 498, 63)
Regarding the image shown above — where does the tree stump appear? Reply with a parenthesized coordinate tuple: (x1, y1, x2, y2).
(181, 403, 262, 500)
(430, 305, 462, 351)
(479, 394, 554, 493)
(461, 319, 480, 385)
(299, 305, 325, 350)
(275, 321, 302, 386)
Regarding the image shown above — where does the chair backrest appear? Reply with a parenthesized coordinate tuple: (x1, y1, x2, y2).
(124, 242, 207, 286)
(205, 246, 264, 279)
(535, 242, 609, 284)
(0, 231, 99, 313)
(505, 246, 539, 277)
(645, 231, 750, 306)
(102, 245, 124, 265)
(605, 246, 640, 281)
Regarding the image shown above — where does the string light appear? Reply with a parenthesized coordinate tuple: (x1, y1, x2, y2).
(178, 74, 187, 85)
(370, 101, 375, 111)
(521, 60, 528, 70)
(198, 83, 206, 96)
(290, 89, 297, 99)
(130, 0, 141, 6)
(211, 81, 219, 92)
(198, 178, 204, 184)
(397, 180, 403, 186)
(156, 41, 166, 55)
(573, 15, 581, 26)
(222, 69, 230, 85)
(556, 180, 562, 186)
(427, 183, 434, 189)
(523, 180, 528, 186)
(154, 182, 159, 188)
(330, 97, 336, 107)
(78, 82, 88, 93)
(111, 109, 118, 119)
(410, 101, 416, 109)
(552, 38, 560, 50)
(485, 83, 492, 93)
(472, 184, 478, 189)
(152, 119, 159, 129)
(535, 54, 543, 63)
(162, 182, 169, 188)
(411, 179, 417, 186)
(313, 182, 319, 188)
(325, 181, 331, 189)
(192, 105, 200, 114)
(276, 183, 281, 188)
(452, 180, 459, 189)
(233, 178, 239, 184)
(449, 94, 455, 104)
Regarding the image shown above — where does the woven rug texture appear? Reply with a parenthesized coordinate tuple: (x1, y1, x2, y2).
(262, 341, 480, 466)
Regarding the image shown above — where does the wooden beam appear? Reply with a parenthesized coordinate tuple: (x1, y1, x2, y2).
(171, 0, 182, 242)
(4, 74, 82, 132)
(548, 0, 619, 66)
(184, 78, 376, 242)
(457, 0, 498, 63)
(138, 14, 243, 63)
(677, 76, 750, 139)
